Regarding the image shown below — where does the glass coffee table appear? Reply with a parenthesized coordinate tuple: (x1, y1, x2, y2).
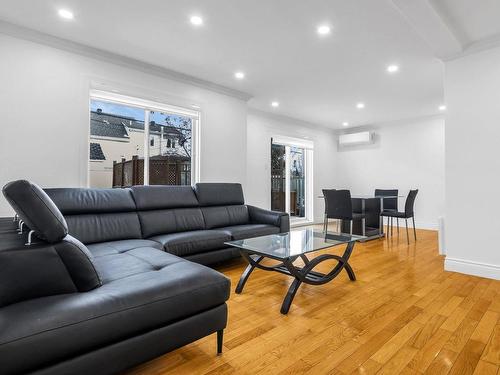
(225, 228, 365, 314)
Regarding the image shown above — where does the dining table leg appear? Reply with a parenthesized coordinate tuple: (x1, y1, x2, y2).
(379, 197, 384, 237)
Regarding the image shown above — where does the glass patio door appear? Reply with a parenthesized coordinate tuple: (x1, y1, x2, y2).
(271, 138, 312, 222)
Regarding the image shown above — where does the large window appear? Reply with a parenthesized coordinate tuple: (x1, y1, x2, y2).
(88, 91, 199, 188)
(271, 136, 313, 223)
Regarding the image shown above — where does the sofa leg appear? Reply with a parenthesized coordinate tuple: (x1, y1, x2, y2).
(217, 329, 224, 355)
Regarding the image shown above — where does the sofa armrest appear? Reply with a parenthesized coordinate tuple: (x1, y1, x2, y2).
(247, 205, 290, 233)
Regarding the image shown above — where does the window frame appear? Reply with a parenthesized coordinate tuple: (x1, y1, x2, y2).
(88, 90, 200, 187)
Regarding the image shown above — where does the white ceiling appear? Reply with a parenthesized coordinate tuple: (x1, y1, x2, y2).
(0, 0, 496, 128)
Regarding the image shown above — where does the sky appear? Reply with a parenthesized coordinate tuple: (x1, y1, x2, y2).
(90, 99, 191, 127)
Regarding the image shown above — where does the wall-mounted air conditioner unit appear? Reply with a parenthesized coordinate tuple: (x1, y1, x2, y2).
(338, 131, 373, 146)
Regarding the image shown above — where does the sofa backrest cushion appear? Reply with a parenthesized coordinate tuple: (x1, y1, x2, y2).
(2, 180, 68, 243)
(194, 183, 245, 206)
(132, 185, 205, 237)
(45, 188, 142, 244)
(138, 208, 206, 237)
(44, 187, 137, 213)
(0, 235, 100, 307)
(131, 185, 199, 209)
(0, 246, 77, 307)
(202, 205, 249, 229)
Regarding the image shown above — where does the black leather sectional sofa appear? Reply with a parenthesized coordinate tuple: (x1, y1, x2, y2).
(0, 180, 289, 375)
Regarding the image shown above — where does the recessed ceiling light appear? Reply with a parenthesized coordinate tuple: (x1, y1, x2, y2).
(190, 15, 203, 26)
(271, 101, 280, 108)
(342, 122, 349, 127)
(234, 71, 245, 80)
(317, 25, 331, 36)
(439, 105, 446, 111)
(58, 9, 74, 20)
(356, 103, 365, 109)
(387, 65, 399, 73)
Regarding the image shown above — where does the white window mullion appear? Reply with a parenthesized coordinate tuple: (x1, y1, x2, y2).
(305, 149, 314, 222)
(285, 146, 291, 215)
(143, 110, 150, 185)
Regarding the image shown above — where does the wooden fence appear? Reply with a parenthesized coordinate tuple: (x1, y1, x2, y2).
(113, 155, 191, 187)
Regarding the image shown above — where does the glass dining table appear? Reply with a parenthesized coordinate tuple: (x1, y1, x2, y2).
(318, 194, 404, 240)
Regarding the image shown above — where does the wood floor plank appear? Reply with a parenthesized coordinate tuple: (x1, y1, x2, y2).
(472, 360, 499, 375)
(424, 348, 459, 375)
(407, 328, 453, 373)
(375, 345, 418, 375)
(123, 227, 500, 375)
(370, 320, 423, 364)
(482, 324, 500, 365)
(449, 339, 486, 375)
(471, 311, 499, 344)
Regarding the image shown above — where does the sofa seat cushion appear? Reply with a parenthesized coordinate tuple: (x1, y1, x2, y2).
(0, 250, 230, 375)
(149, 230, 231, 257)
(217, 224, 280, 240)
(87, 239, 164, 258)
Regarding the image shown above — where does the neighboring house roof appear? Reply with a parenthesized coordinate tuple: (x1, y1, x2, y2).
(91, 110, 186, 136)
(90, 119, 129, 139)
(90, 110, 137, 124)
(89, 142, 106, 160)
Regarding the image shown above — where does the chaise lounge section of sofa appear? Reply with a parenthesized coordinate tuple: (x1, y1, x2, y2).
(0, 180, 289, 375)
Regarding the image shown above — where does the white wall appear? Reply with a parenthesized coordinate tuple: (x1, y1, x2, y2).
(444, 46, 500, 280)
(0, 33, 248, 216)
(334, 117, 445, 229)
(246, 111, 337, 223)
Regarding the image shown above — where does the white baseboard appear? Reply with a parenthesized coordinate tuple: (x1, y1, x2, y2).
(445, 257, 500, 280)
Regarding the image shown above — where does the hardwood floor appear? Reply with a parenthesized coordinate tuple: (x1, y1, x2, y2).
(126, 227, 500, 375)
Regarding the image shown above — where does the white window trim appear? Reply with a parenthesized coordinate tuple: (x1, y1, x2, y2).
(89, 90, 200, 186)
(90, 90, 200, 120)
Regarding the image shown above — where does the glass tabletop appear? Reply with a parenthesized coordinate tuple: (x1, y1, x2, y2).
(225, 228, 365, 260)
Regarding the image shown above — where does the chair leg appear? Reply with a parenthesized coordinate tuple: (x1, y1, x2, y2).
(397, 218, 399, 235)
(350, 220, 353, 235)
(362, 218, 366, 236)
(412, 216, 417, 241)
(323, 214, 327, 232)
(217, 329, 223, 355)
(325, 219, 329, 234)
(405, 219, 409, 245)
(391, 217, 393, 236)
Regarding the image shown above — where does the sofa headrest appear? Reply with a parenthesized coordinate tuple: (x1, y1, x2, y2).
(194, 183, 245, 206)
(2, 180, 68, 243)
(45, 187, 136, 214)
(131, 185, 199, 210)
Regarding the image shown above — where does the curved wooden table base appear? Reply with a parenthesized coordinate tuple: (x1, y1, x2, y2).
(235, 242, 356, 314)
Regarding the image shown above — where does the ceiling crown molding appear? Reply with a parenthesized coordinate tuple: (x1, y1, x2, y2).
(392, 0, 500, 61)
(391, 0, 463, 59)
(248, 108, 335, 133)
(0, 20, 253, 102)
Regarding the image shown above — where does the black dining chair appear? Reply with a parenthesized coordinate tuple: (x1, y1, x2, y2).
(322, 188, 335, 232)
(375, 189, 398, 235)
(323, 189, 365, 235)
(381, 190, 418, 244)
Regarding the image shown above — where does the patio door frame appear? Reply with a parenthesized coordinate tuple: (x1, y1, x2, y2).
(271, 136, 314, 225)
